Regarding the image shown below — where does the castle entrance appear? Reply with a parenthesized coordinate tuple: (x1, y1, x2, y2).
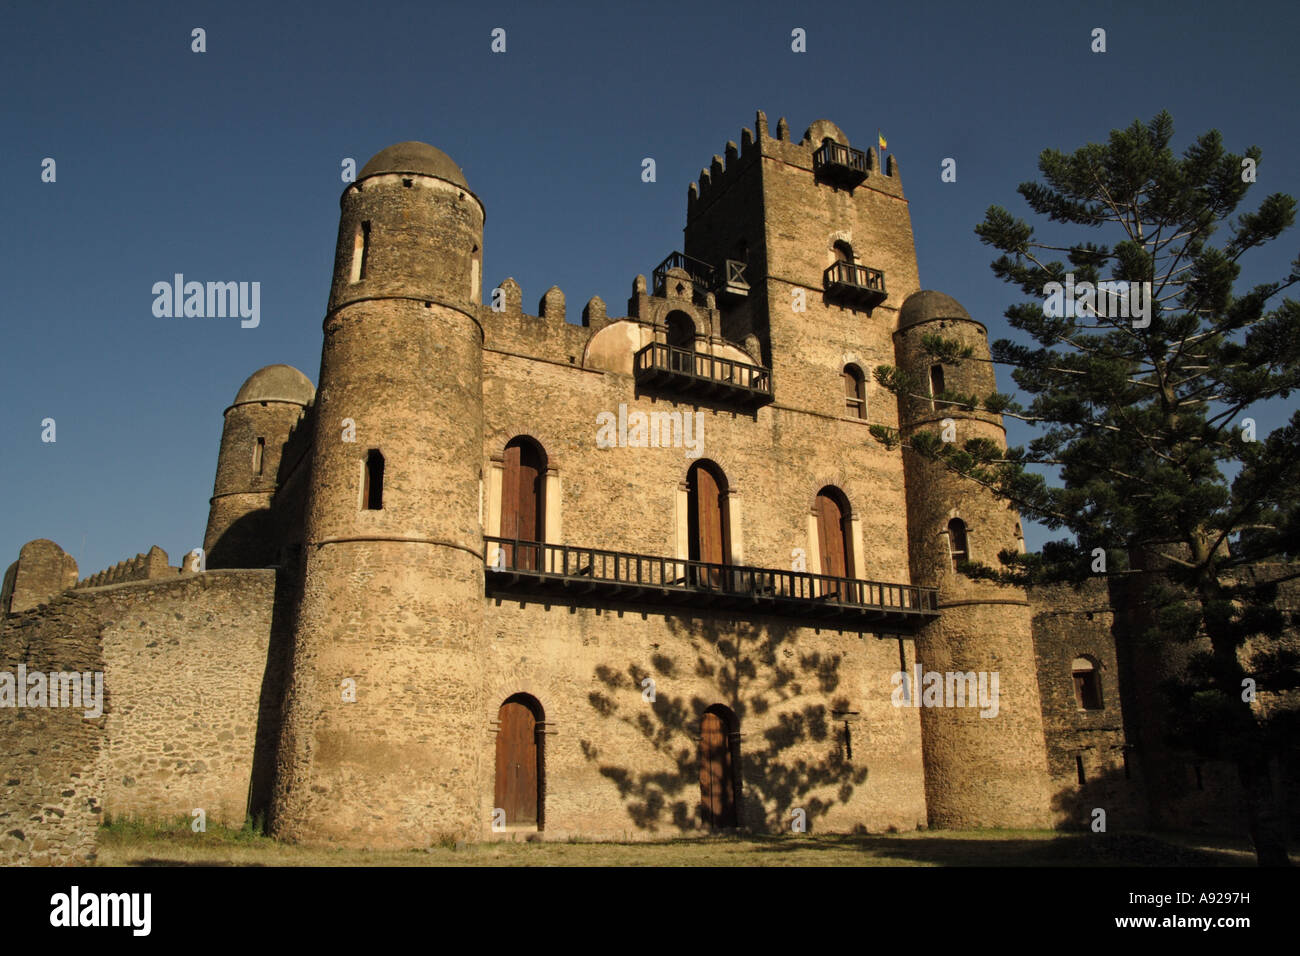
(495, 695, 543, 827)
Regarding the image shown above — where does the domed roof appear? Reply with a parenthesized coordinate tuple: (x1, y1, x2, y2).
(899, 290, 973, 328)
(358, 141, 468, 188)
(233, 365, 315, 406)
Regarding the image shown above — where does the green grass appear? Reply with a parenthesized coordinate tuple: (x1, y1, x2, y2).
(94, 820, 1267, 867)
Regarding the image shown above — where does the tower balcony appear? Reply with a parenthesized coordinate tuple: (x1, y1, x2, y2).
(634, 342, 773, 409)
(824, 261, 887, 308)
(813, 140, 869, 188)
(485, 537, 940, 630)
(653, 251, 716, 303)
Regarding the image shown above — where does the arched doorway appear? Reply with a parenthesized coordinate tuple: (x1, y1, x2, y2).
(501, 437, 546, 570)
(815, 486, 854, 582)
(494, 693, 544, 828)
(699, 705, 738, 828)
(687, 460, 730, 588)
(666, 311, 695, 374)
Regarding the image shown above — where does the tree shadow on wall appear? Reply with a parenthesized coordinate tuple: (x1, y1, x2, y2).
(579, 609, 874, 834)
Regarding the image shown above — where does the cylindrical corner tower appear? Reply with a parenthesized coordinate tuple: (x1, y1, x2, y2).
(270, 142, 487, 846)
(203, 365, 314, 568)
(895, 290, 1053, 829)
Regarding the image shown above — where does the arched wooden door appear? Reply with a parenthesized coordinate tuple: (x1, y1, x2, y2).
(688, 463, 729, 588)
(501, 439, 545, 570)
(816, 490, 854, 579)
(699, 709, 737, 828)
(494, 698, 539, 826)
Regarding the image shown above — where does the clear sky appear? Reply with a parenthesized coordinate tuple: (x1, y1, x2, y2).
(2, 0, 1298, 578)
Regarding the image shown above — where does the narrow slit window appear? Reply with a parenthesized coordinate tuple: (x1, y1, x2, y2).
(253, 437, 265, 476)
(930, 364, 947, 408)
(1075, 755, 1086, 785)
(947, 518, 968, 572)
(350, 221, 371, 283)
(363, 449, 384, 510)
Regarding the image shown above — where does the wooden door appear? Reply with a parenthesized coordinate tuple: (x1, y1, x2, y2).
(699, 711, 736, 828)
(494, 700, 538, 825)
(816, 492, 854, 582)
(501, 443, 543, 570)
(691, 465, 728, 588)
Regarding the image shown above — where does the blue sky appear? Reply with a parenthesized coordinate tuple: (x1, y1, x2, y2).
(2, 0, 1298, 577)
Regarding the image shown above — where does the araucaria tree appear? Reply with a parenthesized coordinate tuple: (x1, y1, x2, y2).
(872, 112, 1299, 865)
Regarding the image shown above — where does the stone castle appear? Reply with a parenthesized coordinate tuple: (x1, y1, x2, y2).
(3, 113, 1291, 863)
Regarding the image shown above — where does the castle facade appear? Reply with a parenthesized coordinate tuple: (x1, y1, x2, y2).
(5, 114, 1270, 862)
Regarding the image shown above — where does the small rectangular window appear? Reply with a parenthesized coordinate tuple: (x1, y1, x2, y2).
(363, 449, 384, 510)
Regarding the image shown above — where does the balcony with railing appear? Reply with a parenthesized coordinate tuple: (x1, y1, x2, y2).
(634, 342, 773, 408)
(813, 139, 869, 188)
(485, 537, 940, 630)
(823, 260, 887, 308)
(653, 252, 716, 301)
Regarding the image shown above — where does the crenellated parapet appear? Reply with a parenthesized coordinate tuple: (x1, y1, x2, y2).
(76, 546, 176, 590)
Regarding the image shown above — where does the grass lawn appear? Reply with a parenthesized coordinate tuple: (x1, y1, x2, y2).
(95, 818, 1268, 866)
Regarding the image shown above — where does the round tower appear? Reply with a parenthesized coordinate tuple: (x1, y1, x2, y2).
(269, 142, 487, 846)
(203, 365, 314, 568)
(895, 290, 1053, 829)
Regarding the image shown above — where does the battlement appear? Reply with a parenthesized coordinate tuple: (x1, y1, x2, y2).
(76, 545, 176, 590)
(687, 118, 761, 216)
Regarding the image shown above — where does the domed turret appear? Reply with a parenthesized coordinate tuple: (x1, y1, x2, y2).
(358, 141, 469, 187)
(270, 139, 488, 847)
(203, 365, 314, 569)
(894, 290, 1054, 829)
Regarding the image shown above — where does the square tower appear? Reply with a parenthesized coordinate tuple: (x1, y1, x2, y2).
(683, 113, 921, 420)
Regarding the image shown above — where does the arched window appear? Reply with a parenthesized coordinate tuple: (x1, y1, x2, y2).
(947, 517, 968, 571)
(815, 487, 855, 582)
(666, 311, 695, 374)
(843, 365, 866, 419)
(1072, 656, 1104, 710)
(833, 240, 854, 264)
(362, 449, 384, 510)
(687, 461, 730, 587)
(495, 693, 545, 829)
(699, 704, 739, 829)
(501, 437, 546, 570)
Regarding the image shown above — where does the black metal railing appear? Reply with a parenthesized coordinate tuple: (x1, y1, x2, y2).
(484, 537, 939, 628)
(653, 252, 716, 296)
(813, 140, 869, 186)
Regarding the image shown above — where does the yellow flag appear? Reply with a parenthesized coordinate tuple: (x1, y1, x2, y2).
(878, 130, 888, 150)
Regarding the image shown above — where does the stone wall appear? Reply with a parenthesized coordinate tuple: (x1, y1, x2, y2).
(0, 569, 279, 863)
(1028, 578, 1145, 830)
(0, 592, 105, 865)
